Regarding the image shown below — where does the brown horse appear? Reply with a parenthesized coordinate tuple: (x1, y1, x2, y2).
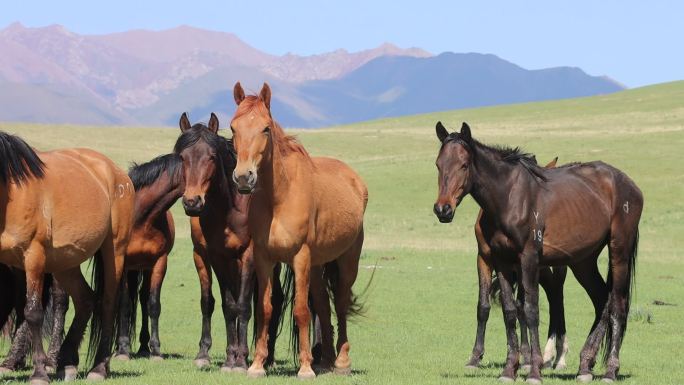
(0, 132, 134, 384)
(231, 82, 368, 379)
(175, 113, 285, 371)
(469, 157, 570, 370)
(434, 122, 642, 383)
(114, 154, 184, 360)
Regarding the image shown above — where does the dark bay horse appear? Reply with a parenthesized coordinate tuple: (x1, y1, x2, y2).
(434, 122, 642, 383)
(0, 268, 68, 374)
(231, 83, 368, 379)
(114, 154, 184, 360)
(469, 157, 570, 371)
(0, 132, 134, 384)
(175, 112, 285, 371)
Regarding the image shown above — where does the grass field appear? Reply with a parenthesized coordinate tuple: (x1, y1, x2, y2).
(0, 81, 683, 385)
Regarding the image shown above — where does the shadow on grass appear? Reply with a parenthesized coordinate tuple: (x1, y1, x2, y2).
(0, 368, 143, 383)
(131, 352, 185, 360)
(268, 365, 368, 378)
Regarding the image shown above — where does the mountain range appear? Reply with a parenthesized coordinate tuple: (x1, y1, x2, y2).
(0, 23, 624, 127)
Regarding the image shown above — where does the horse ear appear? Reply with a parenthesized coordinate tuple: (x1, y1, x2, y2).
(259, 83, 271, 110)
(460, 122, 472, 142)
(545, 157, 559, 168)
(436, 121, 449, 143)
(208, 113, 219, 134)
(233, 82, 245, 105)
(179, 112, 191, 133)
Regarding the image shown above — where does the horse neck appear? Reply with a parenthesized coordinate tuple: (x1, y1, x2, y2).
(133, 174, 183, 227)
(205, 159, 234, 209)
(469, 144, 536, 223)
(258, 140, 306, 208)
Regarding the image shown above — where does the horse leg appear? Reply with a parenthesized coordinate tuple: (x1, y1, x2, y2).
(53, 267, 95, 381)
(213, 260, 239, 372)
(495, 263, 520, 382)
(516, 272, 531, 372)
(309, 265, 335, 373)
(519, 252, 543, 384)
(136, 271, 151, 357)
(603, 221, 639, 382)
(46, 279, 68, 372)
(235, 247, 255, 372)
(114, 271, 133, 360)
(466, 253, 493, 368)
(332, 231, 363, 377)
(291, 248, 314, 379)
(266, 263, 284, 367)
(570, 257, 609, 382)
(148, 255, 167, 360)
(192, 248, 214, 368)
(540, 266, 568, 370)
(247, 256, 275, 378)
(24, 247, 50, 385)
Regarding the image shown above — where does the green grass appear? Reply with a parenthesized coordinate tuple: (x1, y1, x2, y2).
(1, 81, 683, 384)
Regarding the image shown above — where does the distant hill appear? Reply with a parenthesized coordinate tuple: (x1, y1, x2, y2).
(0, 23, 624, 127)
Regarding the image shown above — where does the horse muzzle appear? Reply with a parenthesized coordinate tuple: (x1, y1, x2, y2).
(233, 170, 257, 195)
(182, 195, 204, 216)
(433, 202, 454, 223)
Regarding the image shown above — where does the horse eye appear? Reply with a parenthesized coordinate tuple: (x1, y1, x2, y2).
(263, 126, 270, 134)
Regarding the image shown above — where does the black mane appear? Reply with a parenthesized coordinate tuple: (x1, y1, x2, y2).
(128, 153, 182, 190)
(173, 123, 236, 193)
(0, 132, 45, 185)
(445, 132, 547, 181)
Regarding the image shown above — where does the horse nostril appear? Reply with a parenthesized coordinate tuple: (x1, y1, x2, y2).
(444, 204, 452, 214)
(247, 170, 254, 177)
(232, 171, 239, 184)
(433, 203, 441, 215)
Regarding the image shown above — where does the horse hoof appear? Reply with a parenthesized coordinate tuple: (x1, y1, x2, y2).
(542, 361, 553, 369)
(297, 368, 316, 379)
(555, 363, 567, 371)
(247, 367, 266, 378)
(194, 358, 210, 369)
(150, 355, 164, 362)
(0, 367, 14, 374)
(60, 366, 79, 382)
(602, 378, 615, 383)
(498, 376, 516, 383)
(465, 364, 479, 370)
(526, 378, 542, 385)
(576, 373, 593, 383)
(232, 367, 247, 374)
(334, 366, 352, 376)
(30, 379, 50, 385)
(86, 372, 106, 382)
(114, 354, 130, 361)
(46, 366, 56, 374)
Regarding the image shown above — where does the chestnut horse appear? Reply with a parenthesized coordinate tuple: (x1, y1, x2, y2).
(114, 154, 184, 360)
(174, 113, 285, 371)
(231, 83, 368, 379)
(434, 122, 642, 383)
(0, 269, 68, 374)
(469, 157, 570, 370)
(0, 132, 134, 384)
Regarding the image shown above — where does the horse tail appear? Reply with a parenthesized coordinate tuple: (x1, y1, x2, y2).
(41, 274, 55, 338)
(603, 226, 639, 365)
(87, 248, 119, 365)
(126, 270, 143, 345)
(0, 265, 16, 336)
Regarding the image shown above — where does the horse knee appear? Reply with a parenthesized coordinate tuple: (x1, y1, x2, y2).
(293, 305, 310, 328)
(201, 294, 215, 315)
(477, 303, 491, 321)
(148, 295, 161, 319)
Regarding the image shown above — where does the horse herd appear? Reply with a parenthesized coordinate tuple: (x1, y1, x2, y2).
(0, 82, 642, 385)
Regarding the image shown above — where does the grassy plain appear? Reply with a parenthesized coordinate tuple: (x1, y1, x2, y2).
(0, 81, 682, 384)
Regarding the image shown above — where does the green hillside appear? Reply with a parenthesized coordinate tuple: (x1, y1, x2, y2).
(0, 80, 682, 384)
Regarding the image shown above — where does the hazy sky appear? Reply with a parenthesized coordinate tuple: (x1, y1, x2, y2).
(2, 0, 682, 87)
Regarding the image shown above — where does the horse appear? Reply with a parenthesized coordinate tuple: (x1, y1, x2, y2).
(174, 112, 286, 371)
(0, 132, 134, 384)
(468, 157, 570, 371)
(433, 122, 642, 383)
(113, 154, 184, 360)
(0, 268, 68, 374)
(230, 82, 368, 379)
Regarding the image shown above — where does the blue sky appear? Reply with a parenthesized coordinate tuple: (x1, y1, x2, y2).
(2, 0, 682, 87)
